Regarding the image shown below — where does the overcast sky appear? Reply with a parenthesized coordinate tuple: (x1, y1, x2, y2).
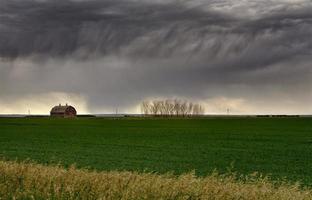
(0, 0, 312, 114)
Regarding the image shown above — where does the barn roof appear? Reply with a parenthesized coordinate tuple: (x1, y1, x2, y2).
(50, 105, 72, 114)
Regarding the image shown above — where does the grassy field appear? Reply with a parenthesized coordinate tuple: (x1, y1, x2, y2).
(0, 117, 312, 185)
(2, 160, 312, 200)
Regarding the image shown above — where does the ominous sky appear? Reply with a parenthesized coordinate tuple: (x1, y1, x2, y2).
(0, 0, 312, 114)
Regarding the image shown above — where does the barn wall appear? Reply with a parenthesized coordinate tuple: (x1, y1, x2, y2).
(65, 107, 77, 118)
(50, 113, 64, 117)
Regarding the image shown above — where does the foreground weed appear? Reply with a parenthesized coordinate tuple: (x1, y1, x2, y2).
(0, 160, 311, 200)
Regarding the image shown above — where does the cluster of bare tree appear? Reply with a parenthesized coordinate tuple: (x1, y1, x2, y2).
(141, 99, 205, 116)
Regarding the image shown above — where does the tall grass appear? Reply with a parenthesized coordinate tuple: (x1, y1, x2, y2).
(0, 160, 311, 200)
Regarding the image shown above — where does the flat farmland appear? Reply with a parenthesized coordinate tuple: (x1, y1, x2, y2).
(0, 117, 311, 185)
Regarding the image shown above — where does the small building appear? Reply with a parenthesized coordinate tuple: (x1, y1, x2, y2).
(50, 104, 77, 118)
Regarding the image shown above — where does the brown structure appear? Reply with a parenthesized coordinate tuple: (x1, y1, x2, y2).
(50, 104, 77, 118)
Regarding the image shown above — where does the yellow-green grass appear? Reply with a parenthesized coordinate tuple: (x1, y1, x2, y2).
(0, 117, 312, 185)
(1, 160, 311, 200)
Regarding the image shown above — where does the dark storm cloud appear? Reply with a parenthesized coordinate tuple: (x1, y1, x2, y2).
(1, 0, 312, 113)
(1, 0, 311, 63)
(0, 0, 233, 59)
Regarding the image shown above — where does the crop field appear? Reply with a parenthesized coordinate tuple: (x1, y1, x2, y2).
(0, 117, 312, 185)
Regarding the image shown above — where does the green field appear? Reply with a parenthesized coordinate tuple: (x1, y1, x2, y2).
(0, 117, 312, 185)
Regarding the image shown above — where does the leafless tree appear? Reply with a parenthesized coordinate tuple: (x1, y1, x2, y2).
(187, 102, 193, 116)
(199, 105, 205, 115)
(141, 101, 150, 116)
(141, 99, 205, 117)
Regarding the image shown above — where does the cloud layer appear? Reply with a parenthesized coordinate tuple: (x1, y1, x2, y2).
(0, 0, 312, 114)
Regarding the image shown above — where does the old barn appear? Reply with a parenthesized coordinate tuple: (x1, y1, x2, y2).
(50, 104, 77, 118)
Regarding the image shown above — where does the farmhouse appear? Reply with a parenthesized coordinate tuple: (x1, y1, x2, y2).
(50, 104, 77, 118)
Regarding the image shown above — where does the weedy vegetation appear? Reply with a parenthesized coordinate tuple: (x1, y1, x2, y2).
(1, 160, 312, 200)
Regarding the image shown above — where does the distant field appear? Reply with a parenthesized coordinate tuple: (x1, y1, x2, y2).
(0, 117, 312, 185)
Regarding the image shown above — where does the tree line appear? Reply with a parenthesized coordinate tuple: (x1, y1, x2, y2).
(140, 99, 205, 116)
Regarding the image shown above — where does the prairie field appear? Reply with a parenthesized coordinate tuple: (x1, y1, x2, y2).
(0, 117, 312, 187)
